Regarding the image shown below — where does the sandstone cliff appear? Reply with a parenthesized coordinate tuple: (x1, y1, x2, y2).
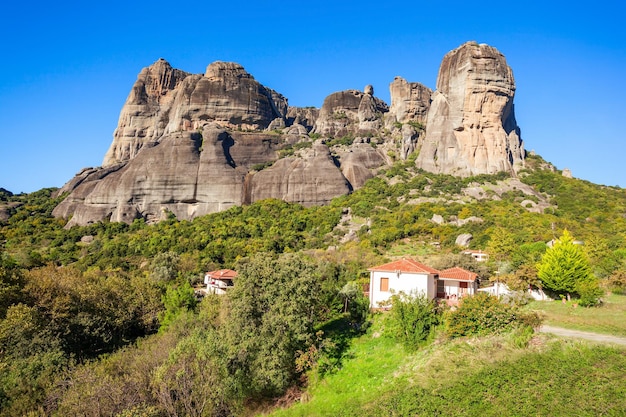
(312, 86, 389, 137)
(103, 60, 288, 167)
(53, 42, 525, 226)
(416, 42, 524, 175)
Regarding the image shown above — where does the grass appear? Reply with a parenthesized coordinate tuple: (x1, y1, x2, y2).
(386, 239, 435, 258)
(268, 315, 407, 416)
(264, 314, 626, 417)
(525, 293, 626, 337)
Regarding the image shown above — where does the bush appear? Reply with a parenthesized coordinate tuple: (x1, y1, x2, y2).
(576, 278, 604, 307)
(387, 291, 440, 350)
(445, 292, 520, 338)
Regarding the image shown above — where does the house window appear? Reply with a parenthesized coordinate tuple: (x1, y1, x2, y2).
(380, 277, 389, 292)
(459, 282, 468, 288)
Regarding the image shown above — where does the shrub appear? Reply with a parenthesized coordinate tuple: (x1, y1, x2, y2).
(387, 291, 440, 350)
(444, 292, 519, 338)
(576, 278, 604, 307)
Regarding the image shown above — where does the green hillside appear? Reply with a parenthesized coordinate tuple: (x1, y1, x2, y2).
(1, 155, 625, 416)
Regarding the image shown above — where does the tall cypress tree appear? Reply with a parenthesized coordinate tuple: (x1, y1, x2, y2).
(537, 230, 592, 298)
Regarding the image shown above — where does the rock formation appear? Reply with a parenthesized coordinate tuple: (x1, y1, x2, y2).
(312, 87, 389, 137)
(388, 77, 432, 124)
(416, 42, 524, 176)
(103, 60, 288, 167)
(53, 41, 526, 226)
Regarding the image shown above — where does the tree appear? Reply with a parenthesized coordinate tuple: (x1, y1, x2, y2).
(222, 252, 323, 397)
(537, 230, 595, 299)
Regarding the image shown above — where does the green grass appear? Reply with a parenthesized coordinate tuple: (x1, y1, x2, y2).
(526, 293, 626, 337)
(264, 315, 626, 417)
(268, 315, 407, 416)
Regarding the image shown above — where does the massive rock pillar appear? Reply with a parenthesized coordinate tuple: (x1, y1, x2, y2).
(416, 42, 524, 176)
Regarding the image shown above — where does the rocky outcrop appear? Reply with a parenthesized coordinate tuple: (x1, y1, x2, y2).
(103, 60, 288, 167)
(416, 42, 524, 176)
(335, 143, 386, 189)
(286, 107, 319, 132)
(54, 41, 527, 226)
(388, 77, 432, 124)
(247, 143, 351, 206)
(312, 87, 388, 137)
(53, 125, 358, 226)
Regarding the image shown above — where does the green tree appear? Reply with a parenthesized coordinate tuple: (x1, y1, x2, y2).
(159, 281, 198, 332)
(222, 252, 323, 397)
(537, 230, 595, 299)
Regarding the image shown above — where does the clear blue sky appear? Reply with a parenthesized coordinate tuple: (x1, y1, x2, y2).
(1, 1, 624, 193)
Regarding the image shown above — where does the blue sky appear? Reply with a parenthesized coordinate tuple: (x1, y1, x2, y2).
(1, 1, 624, 193)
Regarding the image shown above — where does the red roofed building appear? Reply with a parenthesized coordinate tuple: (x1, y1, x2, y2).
(204, 269, 237, 295)
(367, 259, 440, 309)
(437, 267, 479, 299)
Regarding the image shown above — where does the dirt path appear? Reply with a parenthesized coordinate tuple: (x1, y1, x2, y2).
(539, 325, 626, 346)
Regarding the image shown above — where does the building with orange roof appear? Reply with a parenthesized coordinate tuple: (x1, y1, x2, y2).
(204, 269, 237, 295)
(367, 259, 440, 309)
(437, 267, 479, 298)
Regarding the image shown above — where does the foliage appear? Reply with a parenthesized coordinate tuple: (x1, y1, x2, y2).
(386, 291, 440, 350)
(222, 252, 326, 397)
(268, 314, 625, 417)
(362, 343, 626, 417)
(496, 264, 541, 292)
(158, 281, 198, 332)
(24, 265, 162, 358)
(338, 281, 369, 325)
(325, 134, 354, 147)
(537, 230, 597, 301)
(606, 269, 626, 294)
(0, 252, 25, 318)
(444, 292, 529, 337)
(149, 251, 181, 283)
(0, 304, 67, 416)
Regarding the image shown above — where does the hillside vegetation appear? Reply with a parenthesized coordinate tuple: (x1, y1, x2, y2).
(1, 155, 626, 416)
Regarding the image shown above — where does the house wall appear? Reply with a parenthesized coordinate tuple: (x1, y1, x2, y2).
(369, 271, 435, 308)
(440, 280, 477, 297)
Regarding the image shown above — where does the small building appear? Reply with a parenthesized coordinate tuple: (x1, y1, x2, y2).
(462, 249, 489, 262)
(367, 259, 440, 309)
(437, 267, 479, 299)
(204, 269, 237, 295)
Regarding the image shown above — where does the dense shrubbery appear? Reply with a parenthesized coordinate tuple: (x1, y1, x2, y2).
(386, 292, 440, 350)
(444, 292, 541, 338)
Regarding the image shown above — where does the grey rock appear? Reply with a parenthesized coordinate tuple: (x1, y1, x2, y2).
(103, 60, 287, 167)
(416, 42, 525, 176)
(248, 143, 351, 206)
(455, 233, 473, 247)
(388, 76, 432, 124)
(312, 90, 388, 137)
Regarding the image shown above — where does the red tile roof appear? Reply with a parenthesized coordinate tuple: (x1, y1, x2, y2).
(368, 259, 440, 274)
(438, 267, 478, 282)
(206, 269, 238, 280)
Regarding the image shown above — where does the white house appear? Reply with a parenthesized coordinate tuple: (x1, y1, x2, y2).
(204, 269, 237, 295)
(437, 267, 479, 299)
(368, 259, 439, 309)
(462, 249, 489, 262)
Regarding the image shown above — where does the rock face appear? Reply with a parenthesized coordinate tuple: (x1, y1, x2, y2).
(54, 123, 360, 227)
(388, 77, 432, 124)
(53, 41, 526, 226)
(312, 87, 389, 137)
(416, 42, 524, 176)
(103, 60, 288, 167)
(247, 143, 351, 206)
